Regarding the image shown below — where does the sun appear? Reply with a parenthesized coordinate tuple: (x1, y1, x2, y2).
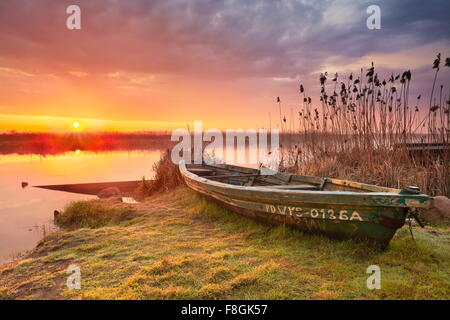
(72, 122, 80, 128)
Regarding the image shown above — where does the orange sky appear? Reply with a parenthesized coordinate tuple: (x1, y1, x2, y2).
(0, 1, 449, 132)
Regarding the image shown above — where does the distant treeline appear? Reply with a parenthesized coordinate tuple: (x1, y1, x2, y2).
(0, 131, 315, 156)
(0, 132, 174, 155)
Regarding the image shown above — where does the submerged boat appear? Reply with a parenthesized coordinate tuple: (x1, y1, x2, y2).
(179, 161, 434, 247)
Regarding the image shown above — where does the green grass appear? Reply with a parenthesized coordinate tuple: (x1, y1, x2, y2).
(55, 199, 143, 229)
(1, 187, 449, 300)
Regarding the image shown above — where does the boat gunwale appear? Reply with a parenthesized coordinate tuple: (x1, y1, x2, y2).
(197, 163, 407, 194)
(179, 161, 433, 209)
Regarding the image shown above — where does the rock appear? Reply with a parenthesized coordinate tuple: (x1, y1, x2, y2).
(21, 182, 28, 188)
(422, 196, 450, 223)
(433, 196, 450, 217)
(97, 187, 121, 199)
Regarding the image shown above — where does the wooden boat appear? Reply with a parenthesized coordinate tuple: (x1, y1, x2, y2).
(179, 161, 434, 247)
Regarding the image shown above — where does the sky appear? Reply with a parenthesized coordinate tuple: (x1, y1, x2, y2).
(0, 0, 449, 132)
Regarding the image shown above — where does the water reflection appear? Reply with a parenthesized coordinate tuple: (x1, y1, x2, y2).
(0, 150, 162, 264)
(0, 143, 285, 264)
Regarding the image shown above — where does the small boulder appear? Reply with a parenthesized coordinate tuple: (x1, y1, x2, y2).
(97, 187, 121, 199)
(433, 196, 450, 217)
(422, 196, 450, 223)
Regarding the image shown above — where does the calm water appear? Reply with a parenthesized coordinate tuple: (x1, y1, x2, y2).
(0, 150, 162, 264)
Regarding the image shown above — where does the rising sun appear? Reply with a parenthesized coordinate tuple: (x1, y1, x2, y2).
(72, 122, 80, 128)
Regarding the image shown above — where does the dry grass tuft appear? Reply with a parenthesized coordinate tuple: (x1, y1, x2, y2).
(55, 199, 141, 229)
(135, 150, 184, 199)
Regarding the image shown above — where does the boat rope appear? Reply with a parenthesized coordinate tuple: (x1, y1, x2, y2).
(410, 209, 425, 228)
(407, 216, 417, 245)
(407, 208, 425, 245)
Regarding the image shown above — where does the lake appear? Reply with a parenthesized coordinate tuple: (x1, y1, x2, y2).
(0, 150, 163, 264)
(0, 138, 281, 265)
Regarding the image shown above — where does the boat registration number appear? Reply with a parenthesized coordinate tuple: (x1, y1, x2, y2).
(263, 204, 364, 221)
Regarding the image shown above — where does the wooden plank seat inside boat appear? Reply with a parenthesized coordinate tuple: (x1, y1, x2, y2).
(260, 184, 319, 190)
(188, 168, 215, 176)
(188, 169, 319, 190)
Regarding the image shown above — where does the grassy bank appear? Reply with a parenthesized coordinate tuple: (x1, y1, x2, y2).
(1, 187, 449, 300)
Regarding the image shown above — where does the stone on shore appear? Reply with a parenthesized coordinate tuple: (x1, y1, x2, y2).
(422, 196, 450, 223)
(97, 187, 121, 199)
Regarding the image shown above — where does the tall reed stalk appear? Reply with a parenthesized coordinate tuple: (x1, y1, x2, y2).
(276, 55, 450, 197)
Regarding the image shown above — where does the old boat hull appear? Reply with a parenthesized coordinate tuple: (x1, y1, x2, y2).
(179, 162, 433, 247)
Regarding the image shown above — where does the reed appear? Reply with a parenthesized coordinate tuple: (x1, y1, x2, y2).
(135, 149, 184, 198)
(277, 55, 450, 197)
